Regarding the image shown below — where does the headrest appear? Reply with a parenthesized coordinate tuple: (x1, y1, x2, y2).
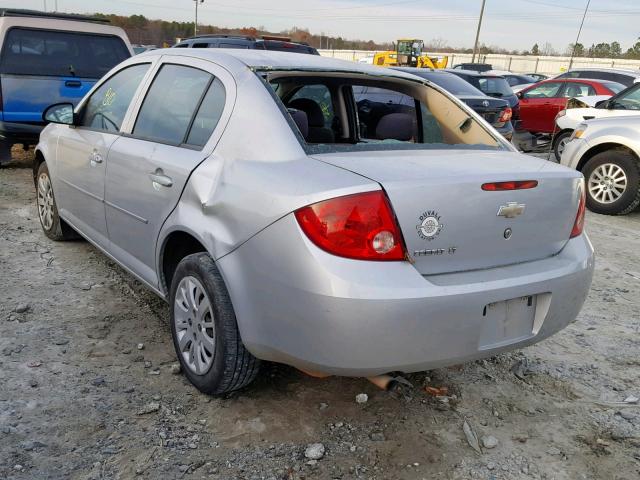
(288, 98, 326, 127)
(376, 113, 415, 141)
(288, 108, 309, 139)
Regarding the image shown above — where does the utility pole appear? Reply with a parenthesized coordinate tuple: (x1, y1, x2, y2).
(471, 0, 486, 63)
(194, 0, 204, 37)
(569, 0, 591, 70)
(43, 0, 47, 12)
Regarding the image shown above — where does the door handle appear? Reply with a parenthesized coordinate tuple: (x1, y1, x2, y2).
(65, 80, 82, 88)
(89, 150, 103, 164)
(149, 170, 173, 188)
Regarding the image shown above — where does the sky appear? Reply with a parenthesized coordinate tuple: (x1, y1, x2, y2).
(8, 0, 640, 51)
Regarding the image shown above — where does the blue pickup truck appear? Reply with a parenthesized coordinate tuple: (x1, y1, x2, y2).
(0, 9, 132, 163)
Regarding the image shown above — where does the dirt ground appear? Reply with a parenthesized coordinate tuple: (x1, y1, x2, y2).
(1, 150, 639, 480)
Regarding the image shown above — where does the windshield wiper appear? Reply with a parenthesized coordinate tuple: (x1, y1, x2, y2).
(68, 64, 76, 77)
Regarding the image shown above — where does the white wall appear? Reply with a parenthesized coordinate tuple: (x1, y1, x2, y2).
(318, 50, 640, 75)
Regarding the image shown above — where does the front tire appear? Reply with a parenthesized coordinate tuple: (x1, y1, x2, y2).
(583, 150, 640, 215)
(553, 130, 572, 162)
(169, 253, 260, 395)
(36, 162, 77, 240)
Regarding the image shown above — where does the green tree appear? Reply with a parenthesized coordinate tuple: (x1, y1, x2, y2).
(626, 40, 640, 59)
(567, 42, 585, 57)
(588, 42, 612, 58)
(531, 43, 539, 55)
(610, 41, 622, 57)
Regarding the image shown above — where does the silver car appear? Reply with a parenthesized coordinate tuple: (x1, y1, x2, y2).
(35, 50, 595, 395)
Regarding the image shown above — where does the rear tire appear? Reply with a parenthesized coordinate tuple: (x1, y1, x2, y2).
(169, 253, 260, 395)
(553, 131, 572, 162)
(583, 150, 640, 215)
(36, 162, 77, 240)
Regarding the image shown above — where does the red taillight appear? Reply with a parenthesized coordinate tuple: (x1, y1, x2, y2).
(481, 180, 538, 191)
(498, 107, 512, 123)
(570, 182, 586, 238)
(294, 191, 406, 261)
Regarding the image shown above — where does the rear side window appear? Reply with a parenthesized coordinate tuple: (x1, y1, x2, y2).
(0, 28, 130, 78)
(522, 82, 564, 98)
(186, 78, 226, 147)
(562, 83, 595, 98)
(133, 64, 212, 145)
(80, 63, 150, 132)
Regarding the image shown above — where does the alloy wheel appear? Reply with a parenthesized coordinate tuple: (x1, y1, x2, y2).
(588, 163, 628, 204)
(557, 137, 568, 157)
(37, 173, 55, 231)
(173, 276, 216, 375)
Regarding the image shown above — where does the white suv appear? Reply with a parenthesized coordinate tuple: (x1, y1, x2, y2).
(561, 115, 640, 215)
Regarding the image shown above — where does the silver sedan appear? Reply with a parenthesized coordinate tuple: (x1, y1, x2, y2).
(35, 49, 594, 395)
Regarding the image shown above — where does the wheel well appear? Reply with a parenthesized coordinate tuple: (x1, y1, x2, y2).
(161, 232, 207, 294)
(33, 150, 45, 185)
(576, 143, 638, 172)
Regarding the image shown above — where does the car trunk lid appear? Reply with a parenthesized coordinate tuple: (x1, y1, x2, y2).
(312, 149, 582, 275)
(458, 95, 508, 126)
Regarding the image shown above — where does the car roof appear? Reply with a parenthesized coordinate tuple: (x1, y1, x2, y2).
(542, 78, 620, 85)
(566, 68, 640, 77)
(139, 48, 422, 81)
(446, 69, 505, 77)
(0, 8, 108, 24)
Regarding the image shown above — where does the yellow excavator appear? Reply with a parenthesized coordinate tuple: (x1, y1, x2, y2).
(373, 39, 448, 69)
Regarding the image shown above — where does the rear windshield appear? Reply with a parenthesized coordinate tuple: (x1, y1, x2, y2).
(473, 76, 513, 97)
(265, 72, 505, 154)
(414, 72, 484, 96)
(0, 28, 130, 78)
(261, 41, 318, 55)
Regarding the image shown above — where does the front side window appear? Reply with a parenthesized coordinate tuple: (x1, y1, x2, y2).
(0, 28, 130, 78)
(80, 63, 150, 132)
(133, 64, 212, 145)
(522, 82, 564, 99)
(612, 84, 640, 110)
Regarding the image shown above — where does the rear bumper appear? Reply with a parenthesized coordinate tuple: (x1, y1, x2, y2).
(495, 122, 514, 141)
(218, 214, 595, 376)
(0, 121, 44, 145)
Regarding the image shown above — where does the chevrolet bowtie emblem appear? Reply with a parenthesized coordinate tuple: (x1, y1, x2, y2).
(497, 202, 526, 218)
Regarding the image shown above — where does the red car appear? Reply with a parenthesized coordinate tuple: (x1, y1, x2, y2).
(516, 79, 624, 133)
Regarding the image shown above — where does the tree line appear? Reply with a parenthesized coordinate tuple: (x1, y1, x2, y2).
(531, 41, 640, 59)
(93, 13, 392, 50)
(93, 13, 640, 59)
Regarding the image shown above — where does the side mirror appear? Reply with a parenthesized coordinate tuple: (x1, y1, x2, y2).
(594, 100, 608, 109)
(516, 91, 523, 99)
(43, 103, 76, 125)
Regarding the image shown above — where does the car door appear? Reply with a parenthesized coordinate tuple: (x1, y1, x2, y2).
(104, 58, 233, 287)
(54, 63, 151, 247)
(519, 81, 564, 132)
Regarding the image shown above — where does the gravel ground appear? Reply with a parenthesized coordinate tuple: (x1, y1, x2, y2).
(1, 150, 639, 480)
